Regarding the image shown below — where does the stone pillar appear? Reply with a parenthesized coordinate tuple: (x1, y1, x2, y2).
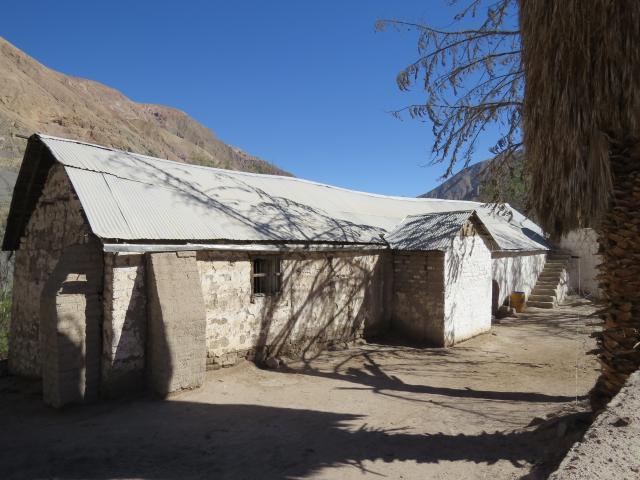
(146, 251, 206, 396)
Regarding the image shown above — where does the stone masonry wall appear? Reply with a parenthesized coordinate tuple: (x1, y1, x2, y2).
(391, 251, 445, 345)
(101, 253, 146, 396)
(9, 164, 97, 378)
(444, 225, 492, 346)
(197, 251, 390, 368)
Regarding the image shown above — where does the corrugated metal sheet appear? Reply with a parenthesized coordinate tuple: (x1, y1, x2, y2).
(37, 134, 549, 250)
(384, 210, 475, 251)
(102, 243, 387, 253)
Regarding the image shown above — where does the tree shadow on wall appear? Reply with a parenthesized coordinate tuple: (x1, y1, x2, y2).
(256, 252, 394, 364)
(39, 242, 103, 407)
(0, 389, 590, 480)
(491, 251, 546, 309)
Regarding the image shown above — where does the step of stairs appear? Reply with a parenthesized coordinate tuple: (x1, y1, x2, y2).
(543, 265, 565, 271)
(522, 251, 571, 311)
(541, 272, 564, 277)
(538, 275, 562, 281)
(528, 294, 556, 302)
(532, 287, 557, 295)
(527, 300, 555, 309)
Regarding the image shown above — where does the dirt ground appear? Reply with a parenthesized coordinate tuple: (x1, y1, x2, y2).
(0, 297, 600, 480)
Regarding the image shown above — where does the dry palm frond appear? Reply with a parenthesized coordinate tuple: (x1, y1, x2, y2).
(519, 0, 640, 236)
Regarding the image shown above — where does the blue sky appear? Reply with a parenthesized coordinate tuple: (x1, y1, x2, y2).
(1, 0, 504, 197)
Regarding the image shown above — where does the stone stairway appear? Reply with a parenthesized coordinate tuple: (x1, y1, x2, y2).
(527, 252, 571, 309)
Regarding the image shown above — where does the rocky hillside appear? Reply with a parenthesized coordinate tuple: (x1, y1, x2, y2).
(0, 36, 289, 176)
(420, 160, 491, 201)
(421, 154, 526, 212)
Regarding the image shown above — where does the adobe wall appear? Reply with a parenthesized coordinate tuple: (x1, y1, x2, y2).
(9, 164, 98, 378)
(444, 229, 492, 345)
(390, 251, 445, 345)
(491, 251, 546, 308)
(146, 251, 206, 395)
(196, 251, 391, 368)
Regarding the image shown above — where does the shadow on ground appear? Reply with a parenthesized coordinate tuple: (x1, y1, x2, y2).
(0, 377, 589, 480)
(286, 345, 582, 404)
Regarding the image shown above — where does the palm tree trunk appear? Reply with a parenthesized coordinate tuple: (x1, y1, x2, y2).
(591, 136, 640, 411)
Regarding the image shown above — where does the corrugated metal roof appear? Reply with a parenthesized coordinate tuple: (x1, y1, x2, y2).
(27, 134, 548, 251)
(384, 210, 475, 251)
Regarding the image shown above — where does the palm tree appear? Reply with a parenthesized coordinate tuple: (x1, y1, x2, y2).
(519, 0, 640, 411)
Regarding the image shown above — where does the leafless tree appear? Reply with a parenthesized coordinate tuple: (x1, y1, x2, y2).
(376, 0, 522, 198)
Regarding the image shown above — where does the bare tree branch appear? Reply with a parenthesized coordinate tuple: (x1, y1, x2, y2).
(376, 19, 519, 36)
(378, 0, 523, 197)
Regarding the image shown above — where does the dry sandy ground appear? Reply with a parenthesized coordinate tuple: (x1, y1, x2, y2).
(549, 370, 640, 479)
(0, 298, 600, 480)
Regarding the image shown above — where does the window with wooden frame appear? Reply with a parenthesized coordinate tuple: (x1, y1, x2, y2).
(251, 256, 282, 296)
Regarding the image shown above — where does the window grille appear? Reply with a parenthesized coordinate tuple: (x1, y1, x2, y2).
(251, 257, 282, 296)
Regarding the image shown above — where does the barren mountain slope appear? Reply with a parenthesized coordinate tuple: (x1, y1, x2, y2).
(420, 160, 491, 201)
(0, 36, 288, 175)
(421, 153, 526, 213)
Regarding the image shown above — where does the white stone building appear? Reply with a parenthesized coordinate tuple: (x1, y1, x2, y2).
(3, 134, 550, 406)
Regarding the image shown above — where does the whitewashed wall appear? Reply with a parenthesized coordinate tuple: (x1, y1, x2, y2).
(559, 228, 601, 299)
(444, 227, 492, 345)
(491, 252, 546, 309)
